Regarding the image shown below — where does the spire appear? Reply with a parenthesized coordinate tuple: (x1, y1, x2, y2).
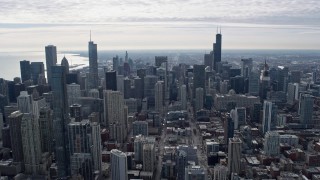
(220, 26, 222, 34)
(90, 30, 91, 41)
(216, 26, 218, 34)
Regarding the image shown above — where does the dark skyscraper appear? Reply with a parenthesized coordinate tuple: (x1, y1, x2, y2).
(105, 71, 117, 91)
(51, 65, 70, 177)
(193, 64, 205, 98)
(8, 111, 24, 163)
(45, 45, 57, 85)
(214, 31, 222, 71)
(20, 60, 31, 83)
(204, 53, 213, 70)
(88, 39, 98, 90)
(30, 62, 45, 85)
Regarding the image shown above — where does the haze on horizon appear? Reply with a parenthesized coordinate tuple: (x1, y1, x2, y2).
(0, 0, 320, 52)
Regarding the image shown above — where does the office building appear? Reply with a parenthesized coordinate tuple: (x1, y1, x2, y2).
(241, 58, 253, 78)
(260, 61, 271, 100)
(70, 153, 93, 180)
(132, 121, 148, 136)
(249, 71, 260, 96)
(8, 111, 24, 163)
(51, 65, 70, 177)
(234, 107, 246, 129)
(143, 143, 155, 172)
(21, 113, 41, 174)
(214, 93, 260, 111)
(195, 87, 204, 111)
(88, 39, 98, 89)
(123, 78, 131, 99)
(230, 76, 244, 94)
(30, 62, 45, 85)
(113, 56, 119, 71)
(185, 165, 207, 180)
(299, 94, 314, 128)
(61, 56, 70, 74)
(105, 71, 117, 91)
(67, 83, 81, 106)
(193, 64, 205, 98)
(262, 100, 278, 134)
(287, 83, 299, 105)
(289, 70, 301, 83)
(176, 150, 187, 180)
(214, 165, 228, 180)
(91, 122, 102, 172)
(228, 137, 242, 176)
(39, 107, 53, 153)
(264, 131, 280, 157)
(117, 75, 124, 94)
(204, 53, 213, 70)
(155, 81, 164, 113)
(214, 32, 222, 71)
(134, 77, 144, 99)
(180, 84, 187, 110)
(17, 91, 32, 113)
(111, 149, 128, 180)
(70, 104, 82, 122)
(45, 45, 57, 85)
(20, 60, 31, 83)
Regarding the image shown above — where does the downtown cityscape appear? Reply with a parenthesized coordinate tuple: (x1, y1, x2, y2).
(1, 0, 320, 180)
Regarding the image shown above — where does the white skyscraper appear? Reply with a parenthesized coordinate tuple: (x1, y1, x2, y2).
(111, 149, 128, 180)
(67, 83, 81, 106)
(155, 81, 164, 113)
(180, 84, 187, 110)
(264, 131, 280, 156)
(21, 113, 41, 174)
(195, 87, 204, 111)
(17, 91, 32, 113)
(228, 137, 242, 176)
(103, 90, 126, 142)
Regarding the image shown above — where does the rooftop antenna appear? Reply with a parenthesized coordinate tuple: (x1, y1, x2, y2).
(216, 26, 218, 34)
(220, 26, 222, 34)
(90, 30, 91, 41)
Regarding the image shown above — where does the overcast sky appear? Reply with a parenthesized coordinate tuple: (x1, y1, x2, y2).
(0, 0, 319, 51)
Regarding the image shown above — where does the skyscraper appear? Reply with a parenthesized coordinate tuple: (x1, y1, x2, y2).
(111, 149, 128, 180)
(17, 91, 32, 113)
(45, 45, 57, 85)
(67, 83, 81, 106)
(30, 62, 44, 85)
(249, 71, 260, 96)
(214, 165, 228, 180)
(263, 131, 280, 157)
(227, 137, 242, 176)
(193, 64, 205, 98)
(88, 39, 98, 90)
(287, 83, 299, 105)
(61, 56, 70, 74)
(105, 71, 117, 91)
(8, 111, 24, 163)
(51, 65, 70, 177)
(155, 81, 164, 113)
(299, 93, 314, 128)
(91, 122, 102, 172)
(39, 107, 53, 154)
(143, 143, 155, 172)
(260, 61, 271, 100)
(214, 31, 222, 71)
(132, 121, 148, 136)
(262, 100, 277, 134)
(241, 58, 253, 78)
(180, 84, 187, 110)
(21, 113, 41, 174)
(195, 87, 204, 111)
(20, 60, 31, 83)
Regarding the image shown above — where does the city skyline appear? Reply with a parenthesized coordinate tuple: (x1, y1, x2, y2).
(0, 0, 320, 51)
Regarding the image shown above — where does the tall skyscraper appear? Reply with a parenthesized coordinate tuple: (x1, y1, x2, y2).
(112, 56, 119, 71)
(249, 71, 260, 96)
(180, 84, 187, 110)
(195, 87, 204, 111)
(123, 78, 131, 99)
(234, 107, 246, 129)
(287, 83, 299, 105)
(260, 61, 271, 100)
(8, 111, 24, 163)
(105, 71, 117, 91)
(20, 60, 31, 83)
(193, 64, 205, 98)
(21, 113, 41, 174)
(143, 143, 155, 172)
(155, 81, 164, 113)
(45, 45, 57, 85)
(30, 62, 45, 85)
(241, 58, 253, 78)
(88, 38, 98, 90)
(111, 149, 128, 180)
(262, 100, 277, 134)
(204, 53, 213, 70)
(299, 94, 314, 128)
(17, 91, 32, 113)
(227, 137, 242, 176)
(91, 122, 102, 172)
(39, 107, 53, 154)
(214, 31, 222, 71)
(61, 56, 70, 74)
(51, 65, 70, 177)
(263, 131, 280, 157)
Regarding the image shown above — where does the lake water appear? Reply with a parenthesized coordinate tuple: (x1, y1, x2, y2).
(0, 51, 89, 80)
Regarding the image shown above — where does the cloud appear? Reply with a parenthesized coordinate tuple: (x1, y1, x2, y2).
(0, 0, 319, 27)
